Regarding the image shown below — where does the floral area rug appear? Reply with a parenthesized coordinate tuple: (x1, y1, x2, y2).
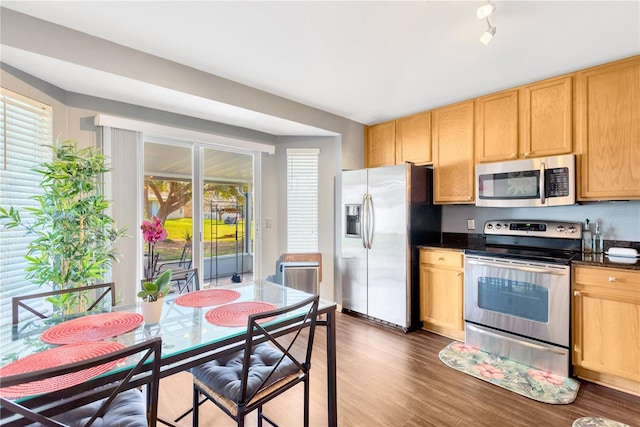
(439, 341, 580, 404)
(572, 417, 631, 427)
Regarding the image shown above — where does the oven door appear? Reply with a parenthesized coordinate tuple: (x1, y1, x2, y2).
(464, 255, 570, 347)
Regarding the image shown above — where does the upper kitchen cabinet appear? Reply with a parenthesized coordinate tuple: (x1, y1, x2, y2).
(576, 55, 640, 201)
(365, 120, 396, 168)
(475, 89, 519, 163)
(396, 111, 432, 165)
(475, 76, 573, 163)
(520, 75, 573, 158)
(432, 100, 475, 204)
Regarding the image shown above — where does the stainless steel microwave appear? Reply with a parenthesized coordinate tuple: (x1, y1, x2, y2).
(475, 154, 576, 207)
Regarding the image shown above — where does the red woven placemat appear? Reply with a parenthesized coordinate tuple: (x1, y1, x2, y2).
(205, 302, 278, 327)
(41, 312, 143, 345)
(175, 289, 241, 307)
(0, 341, 125, 399)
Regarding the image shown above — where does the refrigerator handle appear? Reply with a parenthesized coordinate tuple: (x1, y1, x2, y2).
(361, 193, 368, 249)
(366, 193, 374, 249)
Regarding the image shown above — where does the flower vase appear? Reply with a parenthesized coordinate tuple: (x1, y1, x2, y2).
(141, 297, 164, 324)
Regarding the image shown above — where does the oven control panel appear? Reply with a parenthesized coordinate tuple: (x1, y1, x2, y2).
(484, 220, 582, 238)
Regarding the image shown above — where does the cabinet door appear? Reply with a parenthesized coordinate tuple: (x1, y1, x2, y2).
(420, 264, 464, 340)
(576, 56, 640, 200)
(432, 100, 475, 204)
(521, 75, 573, 158)
(573, 289, 640, 383)
(475, 90, 519, 163)
(572, 266, 640, 394)
(396, 111, 431, 165)
(365, 121, 396, 168)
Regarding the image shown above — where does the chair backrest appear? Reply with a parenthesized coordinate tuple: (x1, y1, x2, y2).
(0, 336, 162, 427)
(239, 295, 320, 407)
(12, 282, 116, 325)
(142, 268, 200, 295)
(178, 243, 192, 269)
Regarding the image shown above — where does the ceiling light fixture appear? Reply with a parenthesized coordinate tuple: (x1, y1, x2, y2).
(476, 2, 496, 19)
(477, 1, 497, 45)
(479, 21, 496, 45)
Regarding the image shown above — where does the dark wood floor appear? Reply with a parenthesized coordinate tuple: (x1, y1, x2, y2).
(158, 311, 640, 427)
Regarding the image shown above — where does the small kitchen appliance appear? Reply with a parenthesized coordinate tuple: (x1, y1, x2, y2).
(464, 219, 582, 377)
(475, 154, 576, 208)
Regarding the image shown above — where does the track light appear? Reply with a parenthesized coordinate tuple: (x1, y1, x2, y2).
(476, 3, 495, 19)
(479, 23, 496, 45)
(477, 1, 497, 45)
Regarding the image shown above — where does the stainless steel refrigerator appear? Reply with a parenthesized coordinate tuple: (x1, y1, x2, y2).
(341, 164, 441, 331)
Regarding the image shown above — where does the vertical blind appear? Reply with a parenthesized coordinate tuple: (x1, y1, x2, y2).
(0, 88, 53, 326)
(286, 148, 319, 252)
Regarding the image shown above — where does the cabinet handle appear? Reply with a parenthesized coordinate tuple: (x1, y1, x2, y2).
(456, 272, 462, 277)
(523, 152, 530, 157)
(573, 291, 581, 296)
(608, 276, 617, 282)
(437, 257, 445, 261)
(511, 154, 517, 159)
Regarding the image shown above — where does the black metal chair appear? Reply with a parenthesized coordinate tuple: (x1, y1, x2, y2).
(189, 295, 320, 427)
(12, 282, 116, 325)
(0, 337, 162, 427)
(153, 244, 199, 293)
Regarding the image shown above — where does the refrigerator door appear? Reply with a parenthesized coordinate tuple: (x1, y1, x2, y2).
(341, 169, 368, 315)
(367, 164, 410, 327)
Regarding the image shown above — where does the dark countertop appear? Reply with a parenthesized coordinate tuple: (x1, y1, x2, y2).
(419, 233, 640, 271)
(572, 253, 640, 271)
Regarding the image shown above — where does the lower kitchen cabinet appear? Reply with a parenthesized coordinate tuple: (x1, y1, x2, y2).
(572, 265, 640, 396)
(419, 248, 464, 341)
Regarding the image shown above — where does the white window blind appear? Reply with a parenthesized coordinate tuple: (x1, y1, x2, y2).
(286, 148, 319, 252)
(0, 88, 53, 326)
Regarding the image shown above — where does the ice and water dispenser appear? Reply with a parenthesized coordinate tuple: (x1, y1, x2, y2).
(345, 204, 362, 238)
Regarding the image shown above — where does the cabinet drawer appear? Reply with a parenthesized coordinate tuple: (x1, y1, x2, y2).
(574, 266, 640, 292)
(420, 250, 463, 268)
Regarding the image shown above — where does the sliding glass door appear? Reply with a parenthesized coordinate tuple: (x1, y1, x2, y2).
(202, 147, 254, 285)
(142, 140, 254, 288)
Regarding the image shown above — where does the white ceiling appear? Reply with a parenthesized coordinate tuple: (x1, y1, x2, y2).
(1, 1, 639, 136)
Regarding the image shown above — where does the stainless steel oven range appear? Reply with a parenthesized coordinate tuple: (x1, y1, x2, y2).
(464, 220, 582, 377)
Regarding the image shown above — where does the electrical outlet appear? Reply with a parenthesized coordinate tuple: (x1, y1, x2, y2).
(467, 219, 475, 230)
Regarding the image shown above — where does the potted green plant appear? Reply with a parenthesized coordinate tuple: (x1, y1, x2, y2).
(138, 270, 172, 324)
(0, 140, 127, 314)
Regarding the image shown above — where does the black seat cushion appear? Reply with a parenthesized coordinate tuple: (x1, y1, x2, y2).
(48, 389, 147, 427)
(191, 343, 299, 403)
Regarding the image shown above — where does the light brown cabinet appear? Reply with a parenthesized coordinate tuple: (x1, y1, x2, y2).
(572, 265, 640, 396)
(365, 120, 396, 168)
(432, 100, 475, 204)
(396, 111, 432, 165)
(475, 89, 519, 163)
(419, 248, 465, 340)
(520, 75, 573, 158)
(575, 55, 640, 201)
(475, 76, 573, 163)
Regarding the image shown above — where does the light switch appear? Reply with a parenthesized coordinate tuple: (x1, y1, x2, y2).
(265, 218, 272, 229)
(467, 219, 475, 230)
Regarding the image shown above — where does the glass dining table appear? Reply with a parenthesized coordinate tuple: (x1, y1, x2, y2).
(1, 280, 338, 426)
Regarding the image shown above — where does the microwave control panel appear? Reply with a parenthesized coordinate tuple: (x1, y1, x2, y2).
(546, 167, 570, 197)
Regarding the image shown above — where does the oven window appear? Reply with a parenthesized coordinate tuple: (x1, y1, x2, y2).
(477, 277, 549, 323)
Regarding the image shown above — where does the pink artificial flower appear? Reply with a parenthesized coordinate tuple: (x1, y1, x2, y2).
(474, 363, 504, 380)
(528, 369, 564, 386)
(453, 342, 479, 354)
(141, 216, 168, 243)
